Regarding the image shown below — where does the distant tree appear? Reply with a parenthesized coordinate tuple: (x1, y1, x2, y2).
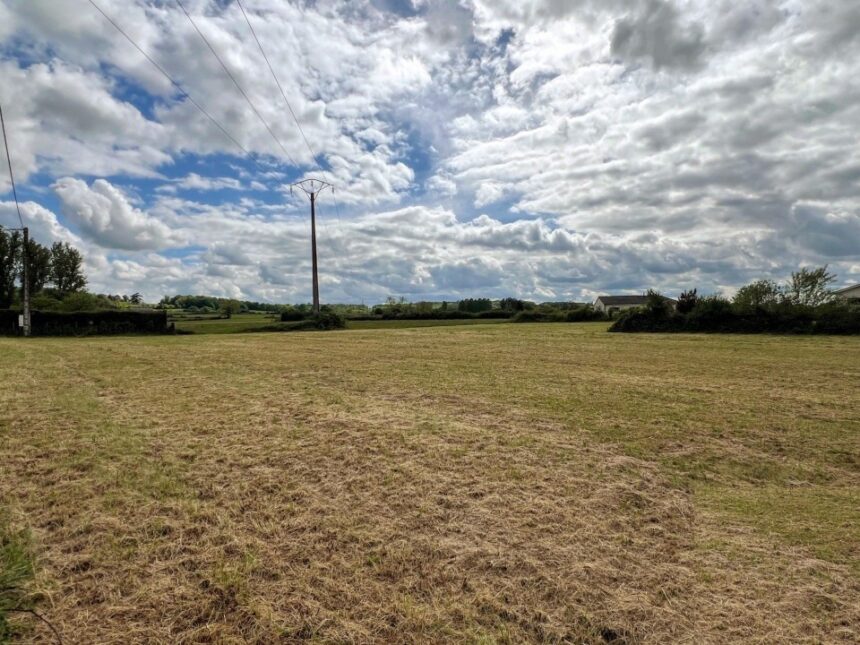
(0, 228, 21, 308)
(733, 279, 782, 312)
(219, 299, 242, 316)
(676, 288, 698, 314)
(130, 292, 143, 305)
(785, 266, 837, 307)
(50, 242, 87, 293)
(458, 298, 493, 313)
(499, 297, 526, 312)
(644, 290, 672, 317)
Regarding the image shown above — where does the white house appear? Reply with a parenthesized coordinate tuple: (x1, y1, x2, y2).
(834, 284, 860, 301)
(593, 294, 676, 317)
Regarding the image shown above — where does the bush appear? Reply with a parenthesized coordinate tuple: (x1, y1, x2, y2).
(511, 310, 565, 323)
(0, 309, 171, 336)
(609, 297, 860, 334)
(565, 305, 608, 322)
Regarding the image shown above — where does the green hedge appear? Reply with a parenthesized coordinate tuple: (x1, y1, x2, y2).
(0, 309, 172, 336)
(609, 304, 860, 334)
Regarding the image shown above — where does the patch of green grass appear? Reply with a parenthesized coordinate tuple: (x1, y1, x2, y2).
(0, 514, 36, 643)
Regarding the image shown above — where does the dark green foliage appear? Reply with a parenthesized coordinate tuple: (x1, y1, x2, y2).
(50, 242, 86, 293)
(645, 289, 672, 317)
(458, 298, 493, 313)
(22, 239, 51, 297)
(267, 310, 346, 331)
(0, 229, 20, 309)
(733, 279, 782, 312)
(0, 309, 171, 336)
(564, 305, 608, 322)
(610, 296, 859, 334)
(676, 288, 698, 314)
(511, 305, 607, 323)
(499, 297, 526, 312)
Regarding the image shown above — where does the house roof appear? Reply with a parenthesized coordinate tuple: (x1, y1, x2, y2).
(834, 284, 860, 295)
(595, 295, 676, 306)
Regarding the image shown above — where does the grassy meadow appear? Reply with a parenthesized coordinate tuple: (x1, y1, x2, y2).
(1, 323, 858, 643)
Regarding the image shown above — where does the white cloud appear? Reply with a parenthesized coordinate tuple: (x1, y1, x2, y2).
(0, 0, 858, 301)
(53, 177, 178, 250)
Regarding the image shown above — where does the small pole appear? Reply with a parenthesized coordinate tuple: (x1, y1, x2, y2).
(22, 226, 30, 337)
(310, 192, 320, 315)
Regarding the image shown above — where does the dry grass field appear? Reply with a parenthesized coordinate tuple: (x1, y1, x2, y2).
(1, 323, 859, 643)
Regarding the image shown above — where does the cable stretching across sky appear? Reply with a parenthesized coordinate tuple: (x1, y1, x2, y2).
(235, 0, 344, 221)
(176, 0, 299, 168)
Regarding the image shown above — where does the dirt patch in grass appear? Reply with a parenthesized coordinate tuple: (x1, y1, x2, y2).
(1, 325, 858, 642)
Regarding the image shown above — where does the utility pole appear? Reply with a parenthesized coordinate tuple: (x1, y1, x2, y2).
(1, 102, 30, 336)
(290, 178, 334, 316)
(22, 227, 30, 337)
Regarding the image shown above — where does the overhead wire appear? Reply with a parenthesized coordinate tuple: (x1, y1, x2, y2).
(175, 0, 299, 168)
(234, 0, 344, 222)
(0, 102, 25, 229)
(87, 0, 260, 164)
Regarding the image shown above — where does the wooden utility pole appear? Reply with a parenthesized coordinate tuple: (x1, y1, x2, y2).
(290, 178, 333, 316)
(22, 226, 30, 337)
(1, 102, 30, 336)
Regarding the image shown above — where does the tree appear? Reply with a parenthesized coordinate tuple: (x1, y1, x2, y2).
(130, 293, 143, 305)
(23, 238, 52, 297)
(644, 289, 671, 317)
(51, 242, 87, 293)
(676, 289, 698, 314)
(0, 228, 21, 308)
(785, 266, 836, 307)
(499, 297, 526, 312)
(733, 279, 782, 312)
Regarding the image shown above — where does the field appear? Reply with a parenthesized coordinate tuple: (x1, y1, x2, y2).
(1, 323, 858, 643)
(171, 312, 508, 334)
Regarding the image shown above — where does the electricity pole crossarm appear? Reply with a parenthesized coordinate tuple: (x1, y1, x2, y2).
(290, 178, 334, 316)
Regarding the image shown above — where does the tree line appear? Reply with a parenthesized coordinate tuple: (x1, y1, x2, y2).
(612, 266, 859, 334)
(0, 228, 87, 309)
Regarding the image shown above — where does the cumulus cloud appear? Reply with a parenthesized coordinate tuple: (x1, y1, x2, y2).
(1, 0, 859, 301)
(53, 178, 178, 250)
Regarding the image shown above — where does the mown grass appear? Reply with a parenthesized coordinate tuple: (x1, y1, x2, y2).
(173, 312, 509, 334)
(0, 323, 858, 642)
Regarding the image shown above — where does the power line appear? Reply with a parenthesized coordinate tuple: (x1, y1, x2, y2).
(176, 0, 299, 168)
(87, 0, 257, 162)
(235, 0, 344, 222)
(0, 103, 24, 229)
(235, 0, 319, 169)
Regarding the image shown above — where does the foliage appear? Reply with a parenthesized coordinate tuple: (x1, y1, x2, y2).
(645, 289, 672, 317)
(498, 297, 527, 312)
(0, 229, 20, 309)
(458, 298, 493, 313)
(676, 288, 698, 314)
(22, 239, 51, 297)
(50, 242, 87, 293)
(785, 265, 837, 307)
(0, 309, 171, 336)
(610, 293, 859, 334)
(732, 279, 782, 312)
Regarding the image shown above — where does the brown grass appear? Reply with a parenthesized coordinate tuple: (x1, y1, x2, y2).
(1, 323, 858, 643)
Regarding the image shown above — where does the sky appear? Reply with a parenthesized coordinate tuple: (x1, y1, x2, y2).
(0, 0, 859, 304)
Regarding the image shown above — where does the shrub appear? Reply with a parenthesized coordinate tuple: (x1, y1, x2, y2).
(0, 309, 171, 336)
(565, 305, 608, 322)
(676, 289, 698, 314)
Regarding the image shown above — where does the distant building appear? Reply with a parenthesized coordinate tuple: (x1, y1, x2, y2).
(834, 284, 860, 301)
(593, 294, 676, 317)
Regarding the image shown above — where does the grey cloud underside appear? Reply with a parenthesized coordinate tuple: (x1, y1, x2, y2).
(1, 0, 859, 301)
